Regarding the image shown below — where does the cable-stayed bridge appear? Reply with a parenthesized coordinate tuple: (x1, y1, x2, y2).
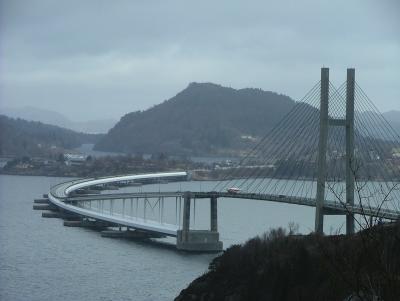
(34, 68, 400, 252)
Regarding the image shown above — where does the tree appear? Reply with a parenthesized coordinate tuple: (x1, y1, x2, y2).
(323, 162, 400, 300)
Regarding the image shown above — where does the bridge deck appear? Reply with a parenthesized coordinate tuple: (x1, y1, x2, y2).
(47, 173, 399, 238)
(48, 173, 188, 237)
(65, 191, 400, 221)
(48, 193, 179, 236)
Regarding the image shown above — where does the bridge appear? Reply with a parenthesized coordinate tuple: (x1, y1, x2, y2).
(33, 68, 400, 252)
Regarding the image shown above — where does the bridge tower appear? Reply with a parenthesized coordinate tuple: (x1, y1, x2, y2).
(315, 68, 355, 235)
(176, 192, 223, 251)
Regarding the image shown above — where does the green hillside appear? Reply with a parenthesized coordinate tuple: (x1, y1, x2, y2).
(94, 83, 296, 156)
(0, 115, 102, 156)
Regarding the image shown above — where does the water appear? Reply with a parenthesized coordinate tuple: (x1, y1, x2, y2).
(0, 175, 349, 301)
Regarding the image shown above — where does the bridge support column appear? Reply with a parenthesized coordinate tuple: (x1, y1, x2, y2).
(182, 192, 191, 242)
(176, 193, 223, 252)
(346, 68, 355, 235)
(315, 67, 329, 234)
(210, 196, 218, 232)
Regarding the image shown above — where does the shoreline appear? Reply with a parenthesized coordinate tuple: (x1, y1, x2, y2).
(0, 172, 76, 178)
(1, 169, 396, 183)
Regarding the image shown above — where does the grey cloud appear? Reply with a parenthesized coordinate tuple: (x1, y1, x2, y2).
(0, 0, 399, 121)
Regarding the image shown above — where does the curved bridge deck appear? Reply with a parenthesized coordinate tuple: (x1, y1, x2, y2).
(48, 172, 188, 237)
(64, 191, 400, 221)
(39, 172, 399, 251)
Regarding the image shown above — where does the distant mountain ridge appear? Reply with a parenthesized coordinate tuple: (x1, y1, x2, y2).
(382, 111, 400, 134)
(357, 110, 400, 140)
(94, 82, 297, 156)
(0, 115, 103, 157)
(0, 106, 116, 134)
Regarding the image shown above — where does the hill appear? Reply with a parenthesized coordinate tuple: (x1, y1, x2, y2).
(356, 110, 400, 141)
(382, 110, 400, 134)
(0, 115, 103, 157)
(94, 83, 296, 156)
(0, 106, 116, 134)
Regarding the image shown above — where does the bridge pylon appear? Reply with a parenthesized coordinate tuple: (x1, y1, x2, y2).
(315, 67, 356, 235)
(315, 67, 329, 234)
(176, 192, 223, 252)
(345, 68, 355, 234)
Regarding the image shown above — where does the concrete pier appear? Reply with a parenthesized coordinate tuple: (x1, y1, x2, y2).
(33, 204, 56, 211)
(52, 208, 80, 220)
(176, 230, 222, 252)
(42, 211, 61, 218)
(63, 220, 84, 227)
(59, 212, 81, 220)
(41, 210, 80, 220)
(63, 219, 110, 229)
(177, 193, 223, 252)
(34, 198, 50, 204)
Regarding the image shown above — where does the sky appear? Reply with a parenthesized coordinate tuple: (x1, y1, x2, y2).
(0, 0, 399, 122)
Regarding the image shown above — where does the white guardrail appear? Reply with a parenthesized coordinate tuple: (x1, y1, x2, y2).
(48, 172, 188, 236)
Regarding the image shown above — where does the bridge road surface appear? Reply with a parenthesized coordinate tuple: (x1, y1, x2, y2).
(48, 172, 400, 239)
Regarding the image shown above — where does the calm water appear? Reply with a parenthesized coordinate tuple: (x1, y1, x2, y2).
(0, 175, 348, 301)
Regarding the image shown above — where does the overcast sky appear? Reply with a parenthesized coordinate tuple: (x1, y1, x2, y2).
(0, 0, 399, 122)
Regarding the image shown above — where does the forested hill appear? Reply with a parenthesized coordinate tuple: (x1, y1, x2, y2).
(0, 115, 103, 156)
(94, 83, 296, 156)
